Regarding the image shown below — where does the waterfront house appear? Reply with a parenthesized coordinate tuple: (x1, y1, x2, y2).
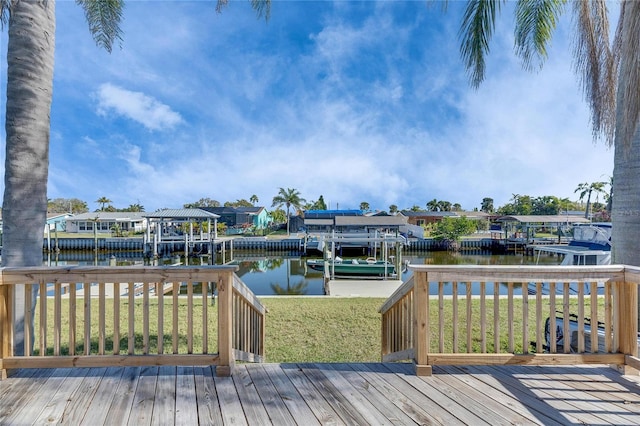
(202, 206, 270, 234)
(65, 212, 147, 234)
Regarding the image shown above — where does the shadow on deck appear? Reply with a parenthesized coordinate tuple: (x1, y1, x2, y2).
(2, 362, 640, 425)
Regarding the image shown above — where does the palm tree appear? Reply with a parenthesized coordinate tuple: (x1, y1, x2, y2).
(389, 204, 398, 214)
(271, 187, 305, 235)
(359, 201, 370, 212)
(575, 182, 606, 219)
(250, 194, 259, 205)
(458, 1, 640, 267)
(1, 0, 270, 355)
(96, 196, 113, 211)
(426, 199, 440, 212)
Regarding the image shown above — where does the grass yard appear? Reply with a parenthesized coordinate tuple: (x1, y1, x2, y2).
(32, 295, 606, 362)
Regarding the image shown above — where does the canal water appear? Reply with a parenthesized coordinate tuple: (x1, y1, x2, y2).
(44, 250, 563, 296)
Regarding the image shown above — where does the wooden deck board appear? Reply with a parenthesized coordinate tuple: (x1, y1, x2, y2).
(2, 363, 640, 425)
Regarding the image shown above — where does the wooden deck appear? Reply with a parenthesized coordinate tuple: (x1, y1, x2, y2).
(2, 363, 640, 425)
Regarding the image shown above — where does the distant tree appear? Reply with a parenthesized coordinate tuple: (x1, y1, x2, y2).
(225, 199, 253, 207)
(432, 216, 477, 251)
(250, 194, 259, 205)
(438, 200, 452, 212)
(310, 195, 327, 210)
(272, 188, 306, 235)
(426, 199, 439, 212)
(575, 181, 607, 219)
(389, 204, 398, 214)
(410, 205, 422, 212)
(359, 201, 370, 211)
(269, 208, 287, 225)
(183, 198, 221, 208)
(96, 196, 112, 211)
(498, 194, 533, 215)
(48, 198, 89, 214)
(123, 203, 145, 212)
(480, 197, 494, 213)
(452, 203, 462, 211)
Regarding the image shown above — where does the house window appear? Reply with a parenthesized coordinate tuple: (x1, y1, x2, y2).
(417, 219, 425, 226)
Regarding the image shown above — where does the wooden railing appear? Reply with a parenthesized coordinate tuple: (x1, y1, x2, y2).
(0, 265, 266, 378)
(380, 265, 640, 376)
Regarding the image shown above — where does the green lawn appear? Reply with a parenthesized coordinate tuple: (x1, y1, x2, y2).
(33, 295, 605, 362)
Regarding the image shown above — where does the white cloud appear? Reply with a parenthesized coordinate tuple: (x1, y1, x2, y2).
(95, 83, 184, 131)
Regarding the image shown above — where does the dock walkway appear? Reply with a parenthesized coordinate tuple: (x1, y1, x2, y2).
(2, 363, 640, 425)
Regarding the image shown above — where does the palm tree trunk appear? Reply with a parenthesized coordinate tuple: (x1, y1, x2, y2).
(3, 0, 56, 355)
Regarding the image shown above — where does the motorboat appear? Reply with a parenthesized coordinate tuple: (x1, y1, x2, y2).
(306, 257, 396, 277)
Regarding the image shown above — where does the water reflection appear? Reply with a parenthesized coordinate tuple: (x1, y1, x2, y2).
(43, 250, 564, 296)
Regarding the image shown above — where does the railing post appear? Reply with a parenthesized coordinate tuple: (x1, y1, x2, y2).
(217, 271, 235, 377)
(0, 278, 10, 379)
(414, 271, 431, 376)
(615, 271, 638, 374)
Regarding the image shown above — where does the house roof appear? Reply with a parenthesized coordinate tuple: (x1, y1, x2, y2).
(201, 206, 263, 215)
(144, 209, 220, 219)
(70, 212, 146, 221)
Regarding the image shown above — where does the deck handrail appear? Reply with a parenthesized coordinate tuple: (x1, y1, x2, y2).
(380, 264, 640, 376)
(0, 265, 266, 378)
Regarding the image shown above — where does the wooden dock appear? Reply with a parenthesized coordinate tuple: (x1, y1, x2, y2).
(2, 362, 640, 425)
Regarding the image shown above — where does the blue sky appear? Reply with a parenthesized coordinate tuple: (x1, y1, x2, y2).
(0, 1, 614, 213)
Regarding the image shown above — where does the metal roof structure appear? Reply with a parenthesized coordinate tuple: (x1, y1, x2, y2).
(144, 209, 220, 219)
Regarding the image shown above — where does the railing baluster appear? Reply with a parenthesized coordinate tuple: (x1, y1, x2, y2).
(549, 283, 557, 353)
(128, 282, 134, 355)
(536, 282, 542, 354)
(493, 282, 499, 353)
(99, 282, 105, 355)
(480, 281, 486, 353)
(39, 282, 46, 356)
(54, 283, 61, 356)
(452, 281, 458, 353)
(508, 282, 514, 353)
(466, 282, 472, 353)
(563, 282, 570, 354)
(143, 282, 149, 355)
(113, 283, 120, 355)
(187, 281, 193, 354)
(158, 282, 164, 355)
(590, 281, 598, 353)
(173, 282, 179, 354)
(202, 281, 208, 354)
(438, 282, 444, 353)
(24, 284, 33, 357)
(84, 282, 91, 355)
(70, 282, 76, 356)
(522, 282, 528, 354)
(577, 282, 585, 353)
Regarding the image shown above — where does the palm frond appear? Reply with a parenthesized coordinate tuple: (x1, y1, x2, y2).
(216, 0, 271, 21)
(514, 0, 567, 71)
(0, 0, 11, 27)
(76, 0, 124, 53)
(615, 1, 640, 151)
(572, 0, 617, 147)
(459, 0, 503, 88)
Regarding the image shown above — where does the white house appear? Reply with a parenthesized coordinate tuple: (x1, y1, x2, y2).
(65, 212, 147, 234)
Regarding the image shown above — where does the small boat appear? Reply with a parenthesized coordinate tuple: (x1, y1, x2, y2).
(306, 257, 396, 277)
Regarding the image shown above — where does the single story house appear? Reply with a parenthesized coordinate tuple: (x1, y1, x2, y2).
(65, 212, 147, 234)
(201, 206, 270, 234)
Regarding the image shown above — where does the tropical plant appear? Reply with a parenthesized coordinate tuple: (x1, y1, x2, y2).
(359, 202, 370, 211)
(457, 1, 639, 268)
(95, 196, 113, 211)
(224, 199, 253, 207)
(389, 204, 398, 214)
(575, 181, 607, 219)
(271, 187, 306, 235)
(426, 199, 440, 212)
